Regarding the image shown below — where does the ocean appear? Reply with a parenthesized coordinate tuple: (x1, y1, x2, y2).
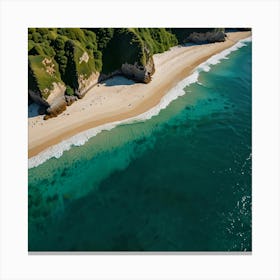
(28, 38, 252, 251)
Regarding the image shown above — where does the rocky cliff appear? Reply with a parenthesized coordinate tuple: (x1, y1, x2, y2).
(28, 29, 102, 118)
(28, 28, 231, 119)
(120, 38, 155, 83)
(170, 28, 226, 44)
(63, 40, 100, 98)
(187, 30, 225, 44)
(121, 56, 155, 84)
(76, 71, 99, 98)
(97, 28, 174, 83)
(28, 55, 67, 118)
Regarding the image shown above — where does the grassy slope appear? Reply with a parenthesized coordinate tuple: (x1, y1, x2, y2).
(28, 28, 101, 97)
(28, 55, 62, 99)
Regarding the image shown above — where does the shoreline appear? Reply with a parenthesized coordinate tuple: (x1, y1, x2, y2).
(28, 31, 251, 161)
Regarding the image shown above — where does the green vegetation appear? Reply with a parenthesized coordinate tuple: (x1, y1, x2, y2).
(100, 28, 145, 73)
(28, 28, 102, 96)
(28, 55, 62, 99)
(28, 28, 179, 93)
(133, 28, 177, 54)
(65, 85, 74, 96)
(90, 28, 114, 50)
(28, 28, 226, 102)
(98, 28, 178, 74)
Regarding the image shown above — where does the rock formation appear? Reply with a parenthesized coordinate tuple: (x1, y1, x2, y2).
(28, 55, 67, 118)
(65, 95, 78, 106)
(121, 56, 155, 84)
(75, 72, 99, 98)
(187, 30, 225, 44)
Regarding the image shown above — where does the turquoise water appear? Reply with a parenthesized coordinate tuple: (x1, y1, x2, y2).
(28, 42, 252, 251)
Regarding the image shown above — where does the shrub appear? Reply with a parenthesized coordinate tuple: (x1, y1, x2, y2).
(101, 28, 144, 73)
(53, 35, 66, 50)
(65, 85, 74, 96)
(92, 28, 114, 50)
(32, 32, 42, 43)
(29, 44, 44, 55)
(37, 28, 49, 36)
(28, 40, 35, 52)
(28, 28, 36, 34)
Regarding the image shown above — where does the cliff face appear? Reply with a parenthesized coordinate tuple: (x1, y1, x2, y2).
(121, 56, 155, 84)
(28, 28, 102, 118)
(187, 30, 225, 44)
(76, 71, 99, 98)
(99, 28, 174, 83)
(170, 28, 225, 44)
(28, 55, 67, 117)
(120, 36, 156, 84)
(44, 83, 67, 118)
(63, 41, 99, 98)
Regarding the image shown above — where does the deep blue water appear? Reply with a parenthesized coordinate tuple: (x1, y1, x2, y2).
(28, 41, 252, 251)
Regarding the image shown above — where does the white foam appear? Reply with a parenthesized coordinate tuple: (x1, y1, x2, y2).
(197, 36, 252, 73)
(28, 36, 252, 169)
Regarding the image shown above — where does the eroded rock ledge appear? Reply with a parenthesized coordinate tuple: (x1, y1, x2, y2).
(75, 72, 100, 99)
(121, 56, 155, 84)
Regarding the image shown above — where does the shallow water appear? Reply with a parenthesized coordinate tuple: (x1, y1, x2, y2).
(28, 41, 252, 251)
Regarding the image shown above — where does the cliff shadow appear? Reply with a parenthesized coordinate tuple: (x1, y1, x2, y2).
(28, 103, 46, 118)
(183, 42, 199, 47)
(182, 42, 216, 47)
(100, 75, 136, 87)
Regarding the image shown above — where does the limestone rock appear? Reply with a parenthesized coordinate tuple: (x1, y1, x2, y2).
(75, 72, 100, 98)
(121, 56, 155, 84)
(29, 82, 67, 118)
(65, 95, 78, 106)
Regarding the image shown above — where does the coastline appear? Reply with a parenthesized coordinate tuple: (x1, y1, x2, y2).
(28, 31, 251, 162)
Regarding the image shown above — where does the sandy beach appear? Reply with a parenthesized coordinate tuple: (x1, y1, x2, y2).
(28, 31, 251, 159)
